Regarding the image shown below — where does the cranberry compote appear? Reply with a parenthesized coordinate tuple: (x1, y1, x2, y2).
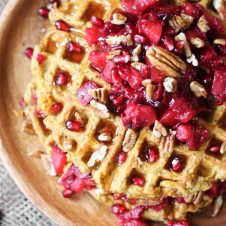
(85, 1, 225, 150)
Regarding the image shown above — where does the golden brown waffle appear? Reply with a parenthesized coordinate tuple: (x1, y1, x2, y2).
(24, 0, 226, 197)
(23, 0, 226, 223)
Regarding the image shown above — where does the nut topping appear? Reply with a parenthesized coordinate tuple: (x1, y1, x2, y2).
(97, 132, 112, 142)
(123, 129, 138, 152)
(169, 14, 194, 33)
(131, 62, 145, 71)
(112, 13, 127, 25)
(142, 79, 156, 100)
(153, 120, 168, 138)
(163, 77, 177, 93)
(106, 34, 133, 46)
(190, 81, 207, 98)
(132, 44, 142, 62)
(90, 100, 110, 118)
(212, 196, 223, 217)
(197, 15, 210, 33)
(88, 88, 108, 104)
(190, 37, 205, 48)
(214, 38, 226, 46)
(87, 145, 107, 167)
(146, 46, 187, 78)
(106, 50, 121, 60)
(187, 54, 199, 67)
(220, 141, 226, 154)
(213, 0, 226, 20)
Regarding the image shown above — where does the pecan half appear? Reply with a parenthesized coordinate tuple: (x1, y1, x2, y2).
(146, 46, 186, 78)
(123, 129, 138, 152)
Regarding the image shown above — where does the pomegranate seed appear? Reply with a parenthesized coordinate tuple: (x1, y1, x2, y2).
(36, 53, 46, 64)
(134, 35, 146, 44)
(25, 47, 34, 59)
(171, 158, 182, 172)
(132, 176, 145, 187)
(166, 220, 189, 226)
(65, 119, 81, 131)
(149, 148, 159, 163)
(117, 151, 127, 165)
(62, 189, 74, 198)
(35, 109, 46, 118)
(67, 41, 81, 52)
(50, 103, 63, 115)
(38, 7, 49, 18)
(111, 204, 127, 214)
(209, 146, 220, 153)
(91, 16, 104, 27)
(55, 71, 69, 86)
(55, 20, 70, 32)
(113, 55, 130, 64)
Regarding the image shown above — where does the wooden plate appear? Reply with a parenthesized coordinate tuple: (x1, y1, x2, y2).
(0, 1, 225, 226)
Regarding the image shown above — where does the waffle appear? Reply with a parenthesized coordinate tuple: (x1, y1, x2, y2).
(23, 0, 226, 224)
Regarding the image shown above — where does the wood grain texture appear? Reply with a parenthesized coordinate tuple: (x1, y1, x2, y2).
(0, 1, 225, 226)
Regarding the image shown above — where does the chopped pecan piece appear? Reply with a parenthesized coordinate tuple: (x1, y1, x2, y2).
(88, 87, 108, 104)
(197, 15, 210, 33)
(169, 14, 194, 32)
(146, 46, 186, 78)
(163, 77, 177, 93)
(112, 13, 127, 25)
(142, 79, 156, 100)
(153, 120, 168, 138)
(132, 44, 142, 62)
(190, 81, 207, 98)
(214, 38, 226, 46)
(106, 50, 121, 60)
(97, 132, 112, 142)
(131, 62, 145, 71)
(190, 37, 205, 48)
(123, 129, 138, 152)
(212, 196, 223, 217)
(220, 141, 226, 154)
(90, 100, 110, 118)
(213, 0, 226, 20)
(87, 145, 107, 167)
(106, 34, 133, 46)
